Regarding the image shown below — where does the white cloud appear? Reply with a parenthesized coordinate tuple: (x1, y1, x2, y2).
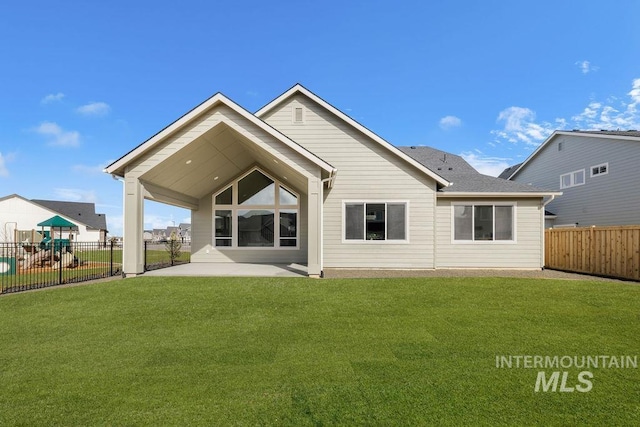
(0, 152, 9, 177)
(34, 122, 80, 147)
(76, 101, 111, 116)
(73, 162, 109, 175)
(107, 214, 123, 238)
(439, 115, 462, 130)
(41, 92, 65, 104)
(53, 188, 97, 203)
(492, 107, 556, 146)
(490, 78, 640, 148)
(576, 60, 599, 74)
(460, 151, 511, 177)
(571, 80, 640, 130)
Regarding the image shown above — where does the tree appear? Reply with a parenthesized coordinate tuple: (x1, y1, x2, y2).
(164, 231, 182, 265)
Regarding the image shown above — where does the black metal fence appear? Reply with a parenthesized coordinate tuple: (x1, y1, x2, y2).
(143, 240, 191, 271)
(0, 241, 122, 294)
(0, 240, 192, 295)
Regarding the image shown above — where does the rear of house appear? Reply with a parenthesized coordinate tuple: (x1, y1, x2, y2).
(106, 84, 558, 276)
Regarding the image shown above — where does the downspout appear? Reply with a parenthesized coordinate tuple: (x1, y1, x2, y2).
(319, 169, 338, 277)
(540, 195, 556, 269)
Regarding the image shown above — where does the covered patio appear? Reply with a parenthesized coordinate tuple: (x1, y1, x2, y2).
(144, 262, 308, 277)
(106, 93, 335, 278)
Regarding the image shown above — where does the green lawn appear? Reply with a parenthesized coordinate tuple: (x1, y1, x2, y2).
(0, 277, 638, 425)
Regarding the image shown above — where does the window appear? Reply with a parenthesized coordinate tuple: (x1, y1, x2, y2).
(212, 168, 299, 249)
(344, 202, 407, 242)
(453, 204, 515, 242)
(590, 162, 608, 177)
(560, 169, 585, 189)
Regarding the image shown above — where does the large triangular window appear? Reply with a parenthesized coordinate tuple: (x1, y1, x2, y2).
(213, 168, 299, 249)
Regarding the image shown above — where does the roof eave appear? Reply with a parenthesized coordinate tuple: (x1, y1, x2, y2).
(105, 91, 335, 177)
(437, 191, 563, 198)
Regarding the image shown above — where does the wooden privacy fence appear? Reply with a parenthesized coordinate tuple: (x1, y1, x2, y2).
(545, 226, 640, 281)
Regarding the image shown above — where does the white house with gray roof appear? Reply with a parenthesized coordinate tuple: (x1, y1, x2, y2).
(105, 84, 559, 277)
(0, 194, 108, 243)
(503, 130, 640, 227)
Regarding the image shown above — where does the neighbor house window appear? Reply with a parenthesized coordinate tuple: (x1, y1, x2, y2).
(559, 169, 585, 189)
(213, 168, 299, 248)
(344, 202, 408, 241)
(453, 204, 515, 242)
(590, 163, 608, 177)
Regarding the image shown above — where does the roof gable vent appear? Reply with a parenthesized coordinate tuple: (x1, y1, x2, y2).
(293, 106, 304, 124)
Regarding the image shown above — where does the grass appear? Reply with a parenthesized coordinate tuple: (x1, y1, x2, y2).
(0, 277, 638, 425)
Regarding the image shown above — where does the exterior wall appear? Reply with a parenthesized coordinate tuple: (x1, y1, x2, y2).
(0, 196, 102, 242)
(190, 189, 308, 264)
(435, 198, 544, 268)
(512, 135, 640, 226)
(262, 94, 437, 268)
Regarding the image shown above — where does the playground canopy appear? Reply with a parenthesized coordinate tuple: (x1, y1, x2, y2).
(37, 215, 78, 230)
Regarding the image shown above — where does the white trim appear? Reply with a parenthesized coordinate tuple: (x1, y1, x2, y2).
(560, 169, 585, 189)
(437, 192, 560, 198)
(341, 200, 410, 244)
(256, 84, 450, 187)
(212, 167, 300, 250)
(450, 202, 518, 245)
(590, 162, 609, 177)
(105, 92, 335, 177)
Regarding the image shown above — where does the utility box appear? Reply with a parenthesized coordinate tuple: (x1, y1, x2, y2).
(0, 257, 16, 276)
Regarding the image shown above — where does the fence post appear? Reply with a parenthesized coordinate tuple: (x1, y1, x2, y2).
(110, 240, 114, 276)
(144, 240, 147, 271)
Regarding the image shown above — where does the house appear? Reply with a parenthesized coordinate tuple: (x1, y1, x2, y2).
(0, 194, 108, 243)
(105, 84, 559, 277)
(502, 130, 640, 227)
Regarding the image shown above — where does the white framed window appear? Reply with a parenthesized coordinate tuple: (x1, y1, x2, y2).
(590, 162, 608, 177)
(559, 169, 585, 189)
(343, 201, 409, 243)
(452, 203, 516, 243)
(213, 168, 299, 249)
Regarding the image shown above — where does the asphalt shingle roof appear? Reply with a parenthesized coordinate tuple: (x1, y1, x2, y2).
(566, 130, 640, 137)
(31, 199, 107, 231)
(398, 146, 552, 194)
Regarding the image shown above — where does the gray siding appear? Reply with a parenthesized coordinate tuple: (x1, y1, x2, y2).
(262, 94, 437, 268)
(512, 135, 640, 226)
(435, 198, 544, 268)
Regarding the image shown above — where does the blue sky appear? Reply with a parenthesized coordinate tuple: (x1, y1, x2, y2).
(1, 0, 639, 236)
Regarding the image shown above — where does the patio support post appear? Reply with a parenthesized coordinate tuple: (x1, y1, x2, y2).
(123, 175, 145, 276)
(307, 174, 322, 278)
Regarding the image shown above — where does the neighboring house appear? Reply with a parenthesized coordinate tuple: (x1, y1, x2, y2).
(105, 84, 559, 277)
(0, 194, 108, 243)
(178, 222, 191, 243)
(503, 130, 640, 227)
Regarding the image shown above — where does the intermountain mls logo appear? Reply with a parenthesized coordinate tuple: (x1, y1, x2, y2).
(495, 355, 638, 392)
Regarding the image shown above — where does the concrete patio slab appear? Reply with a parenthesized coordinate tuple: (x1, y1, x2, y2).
(143, 263, 308, 277)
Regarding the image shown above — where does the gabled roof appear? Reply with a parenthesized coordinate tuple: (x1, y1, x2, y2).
(256, 84, 450, 187)
(104, 92, 336, 178)
(498, 163, 522, 180)
(32, 199, 107, 231)
(37, 215, 78, 229)
(0, 194, 107, 231)
(507, 130, 640, 180)
(399, 146, 558, 197)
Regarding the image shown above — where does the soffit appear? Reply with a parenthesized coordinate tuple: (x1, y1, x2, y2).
(139, 123, 309, 200)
